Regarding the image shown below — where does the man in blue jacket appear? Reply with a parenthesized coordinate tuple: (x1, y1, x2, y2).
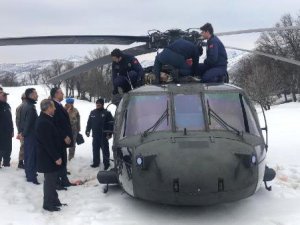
(154, 39, 202, 83)
(198, 23, 228, 83)
(111, 49, 144, 94)
(86, 98, 114, 170)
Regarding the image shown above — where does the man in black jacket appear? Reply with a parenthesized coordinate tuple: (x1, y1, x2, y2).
(20, 88, 39, 184)
(35, 99, 64, 212)
(0, 90, 14, 167)
(50, 87, 73, 188)
(86, 98, 114, 170)
(111, 48, 144, 94)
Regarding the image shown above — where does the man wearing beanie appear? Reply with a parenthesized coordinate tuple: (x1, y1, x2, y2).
(86, 98, 114, 170)
(64, 98, 80, 161)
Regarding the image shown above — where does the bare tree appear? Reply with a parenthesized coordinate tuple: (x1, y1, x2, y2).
(0, 72, 19, 86)
(28, 68, 40, 85)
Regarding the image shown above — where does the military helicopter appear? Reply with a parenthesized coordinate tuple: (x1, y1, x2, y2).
(0, 25, 299, 205)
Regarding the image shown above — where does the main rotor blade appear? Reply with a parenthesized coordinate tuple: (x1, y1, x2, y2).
(47, 44, 156, 84)
(225, 46, 300, 67)
(216, 26, 300, 36)
(0, 35, 149, 46)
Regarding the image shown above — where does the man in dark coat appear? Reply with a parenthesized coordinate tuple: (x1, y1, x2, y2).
(86, 98, 114, 170)
(50, 87, 74, 188)
(111, 48, 144, 94)
(154, 39, 202, 83)
(198, 23, 228, 83)
(0, 90, 14, 167)
(20, 88, 39, 184)
(35, 99, 63, 212)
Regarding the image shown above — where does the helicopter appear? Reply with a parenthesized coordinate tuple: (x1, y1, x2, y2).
(0, 25, 299, 205)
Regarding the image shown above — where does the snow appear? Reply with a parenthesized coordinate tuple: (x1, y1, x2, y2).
(1, 85, 300, 225)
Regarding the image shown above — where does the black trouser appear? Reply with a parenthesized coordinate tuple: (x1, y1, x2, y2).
(92, 136, 110, 166)
(0, 148, 12, 166)
(24, 134, 38, 181)
(44, 171, 60, 208)
(57, 147, 70, 186)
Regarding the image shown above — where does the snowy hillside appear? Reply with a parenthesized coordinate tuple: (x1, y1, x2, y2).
(0, 85, 300, 225)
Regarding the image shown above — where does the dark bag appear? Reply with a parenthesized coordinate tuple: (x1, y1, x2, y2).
(76, 133, 85, 145)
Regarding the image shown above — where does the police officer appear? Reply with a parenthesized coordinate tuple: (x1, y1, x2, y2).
(198, 23, 228, 83)
(86, 99, 114, 170)
(111, 48, 144, 94)
(20, 88, 39, 184)
(154, 39, 202, 83)
(0, 89, 13, 167)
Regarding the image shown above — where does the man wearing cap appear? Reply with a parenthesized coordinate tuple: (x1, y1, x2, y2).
(0, 89, 13, 167)
(198, 23, 228, 83)
(153, 39, 202, 83)
(64, 98, 80, 161)
(20, 88, 39, 184)
(16, 93, 26, 169)
(86, 99, 114, 170)
(111, 48, 144, 94)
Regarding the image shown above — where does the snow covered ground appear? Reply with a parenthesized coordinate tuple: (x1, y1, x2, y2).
(0, 85, 300, 225)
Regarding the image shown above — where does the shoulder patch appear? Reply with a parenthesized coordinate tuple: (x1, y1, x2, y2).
(133, 59, 139, 64)
(209, 44, 214, 48)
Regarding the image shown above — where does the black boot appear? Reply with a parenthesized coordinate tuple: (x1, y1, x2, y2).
(18, 160, 25, 169)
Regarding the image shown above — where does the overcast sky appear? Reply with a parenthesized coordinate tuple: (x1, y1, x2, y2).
(0, 0, 299, 63)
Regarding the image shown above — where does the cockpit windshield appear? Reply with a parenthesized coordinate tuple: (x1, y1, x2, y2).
(204, 93, 260, 136)
(174, 94, 205, 130)
(124, 95, 171, 136)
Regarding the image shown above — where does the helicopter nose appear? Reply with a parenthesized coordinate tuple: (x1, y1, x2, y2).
(132, 138, 260, 205)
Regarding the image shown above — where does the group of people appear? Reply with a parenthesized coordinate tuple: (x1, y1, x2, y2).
(110, 23, 228, 96)
(0, 86, 114, 212)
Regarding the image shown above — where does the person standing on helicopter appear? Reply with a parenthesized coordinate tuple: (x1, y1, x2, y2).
(198, 23, 228, 83)
(153, 39, 202, 83)
(111, 49, 144, 94)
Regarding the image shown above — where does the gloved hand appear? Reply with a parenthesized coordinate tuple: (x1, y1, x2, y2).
(85, 131, 90, 137)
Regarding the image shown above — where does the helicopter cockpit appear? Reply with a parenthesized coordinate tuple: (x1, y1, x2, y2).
(116, 84, 262, 140)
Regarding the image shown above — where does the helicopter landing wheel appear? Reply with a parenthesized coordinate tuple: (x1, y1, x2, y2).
(103, 184, 109, 193)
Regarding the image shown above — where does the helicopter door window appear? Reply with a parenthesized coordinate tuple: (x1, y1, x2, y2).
(241, 97, 261, 137)
(174, 94, 205, 131)
(125, 95, 171, 136)
(205, 93, 245, 132)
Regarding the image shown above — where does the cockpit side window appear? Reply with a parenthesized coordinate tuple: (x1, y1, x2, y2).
(242, 97, 261, 137)
(174, 94, 205, 131)
(124, 95, 170, 136)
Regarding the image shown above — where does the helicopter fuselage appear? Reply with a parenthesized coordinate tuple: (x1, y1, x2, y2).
(109, 83, 267, 205)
